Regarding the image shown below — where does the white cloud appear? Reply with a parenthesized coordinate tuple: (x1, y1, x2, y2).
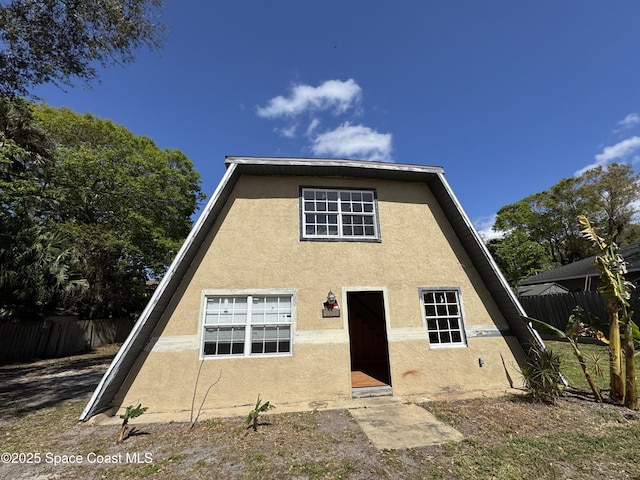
(576, 136, 640, 175)
(306, 118, 321, 137)
(256, 79, 362, 118)
(310, 122, 392, 162)
(278, 125, 297, 138)
(473, 214, 504, 242)
(618, 113, 640, 129)
(595, 136, 640, 162)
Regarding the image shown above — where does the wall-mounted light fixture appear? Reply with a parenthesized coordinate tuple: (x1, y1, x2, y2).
(322, 290, 340, 317)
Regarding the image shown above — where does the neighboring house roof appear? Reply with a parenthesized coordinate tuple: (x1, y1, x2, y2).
(521, 242, 640, 286)
(80, 156, 535, 421)
(517, 282, 569, 296)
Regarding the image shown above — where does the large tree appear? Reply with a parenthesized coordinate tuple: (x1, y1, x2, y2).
(0, 96, 54, 224)
(0, 0, 165, 97)
(493, 177, 593, 270)
(0, 97, 85, 318)
(487, 230, 548, 287)
(0, 225, 88, 318)
(579, 163, 640, 244)
(491, 164, 640, 286)
(1, 102, 204, 319)
(33, 104, 204, 319)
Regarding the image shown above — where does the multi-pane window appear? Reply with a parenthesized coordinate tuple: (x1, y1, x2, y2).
(422, 289, 466, 347)
(203, 295, 292, 357)
(301, 188, 379, 240)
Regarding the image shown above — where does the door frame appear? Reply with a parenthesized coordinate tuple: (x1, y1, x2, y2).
(342, 286, 393, 388)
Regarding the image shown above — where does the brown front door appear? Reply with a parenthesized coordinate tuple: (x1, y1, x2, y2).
(347, 291, 391, 387)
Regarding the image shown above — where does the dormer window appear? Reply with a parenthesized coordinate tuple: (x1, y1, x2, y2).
(300, 187, 380, 241)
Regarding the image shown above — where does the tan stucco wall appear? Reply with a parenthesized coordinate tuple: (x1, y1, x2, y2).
(115, 174, 525, 415)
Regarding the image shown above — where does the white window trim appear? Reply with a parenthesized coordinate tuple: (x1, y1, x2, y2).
(419, 287, 467, 349)
(199, 289, 296, 359)
(300, 187, 381, 241)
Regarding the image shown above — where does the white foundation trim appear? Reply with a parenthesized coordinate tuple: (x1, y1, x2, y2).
(144, 335, 199, 352)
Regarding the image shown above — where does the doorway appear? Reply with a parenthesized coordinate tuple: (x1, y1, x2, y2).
(347, 291, 392, 394)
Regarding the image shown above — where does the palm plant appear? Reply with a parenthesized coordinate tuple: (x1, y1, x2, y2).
(246, 395, 274, 431)
(117, 403, 147, 443)
(524, 308, 602, 402)
(578, 215, 637, 409)
(521, 340, 563, 404)
(0, 225, 88, 318)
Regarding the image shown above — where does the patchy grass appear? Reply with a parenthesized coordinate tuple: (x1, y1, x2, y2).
(2, 346, 640, 479)
(426, 395, 640, 480)
(2, 399, 82, 452)
(442, 424, 640, 479)
(545, 339, 640, 396)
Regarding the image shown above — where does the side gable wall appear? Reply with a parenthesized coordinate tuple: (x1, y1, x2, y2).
(113, 174, 525, 414)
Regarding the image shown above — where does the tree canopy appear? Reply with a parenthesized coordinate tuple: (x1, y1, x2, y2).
(0, 100, 204, 319)
(0, 97, 84, 317)
(0, 0, 165, 97)
(490, 163, 640, 286)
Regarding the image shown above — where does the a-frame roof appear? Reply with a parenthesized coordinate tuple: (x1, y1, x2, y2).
(521, 241, 640, 286)
(80, 156, 534, 421)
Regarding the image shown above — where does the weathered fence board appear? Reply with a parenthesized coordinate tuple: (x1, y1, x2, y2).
(0, 317, 135, 364)
(518, 291, 640, 331)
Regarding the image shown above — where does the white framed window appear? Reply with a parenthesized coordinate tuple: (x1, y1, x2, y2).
(301, 187, 380, 240)
(202, 294, 293, 357)
(421, 288, 467, 347)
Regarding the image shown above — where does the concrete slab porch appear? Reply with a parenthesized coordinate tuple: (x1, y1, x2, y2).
(348, 402, 464, 450)
(89, 395, 464, 450)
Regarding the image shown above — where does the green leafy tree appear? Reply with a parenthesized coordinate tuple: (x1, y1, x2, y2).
(0, 97, 84, 319)
(579, 163, 640, 244)
(492, 164, 640, 286)
(34, 104, 204, 319)
(0, 0, 165, 97)
(0, 97, 54, 225)
(487, 230, 548, 287)
(494, 177, 592, 270)
(0, 225, 88, 318)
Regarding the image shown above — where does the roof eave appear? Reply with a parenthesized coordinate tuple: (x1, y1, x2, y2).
(79, 162, 240, 421)
(429, 172, 539, 347)
(225, 155, 445, 175)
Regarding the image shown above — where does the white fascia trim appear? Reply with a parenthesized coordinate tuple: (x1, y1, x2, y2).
(434, 173, 544, 348)
(226, 156, 445, 175)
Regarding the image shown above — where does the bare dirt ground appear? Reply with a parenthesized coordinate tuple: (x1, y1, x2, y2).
(1, 346, 639, 479)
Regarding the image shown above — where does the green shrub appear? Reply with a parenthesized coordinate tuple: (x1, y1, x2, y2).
(522, 342, 563, 404)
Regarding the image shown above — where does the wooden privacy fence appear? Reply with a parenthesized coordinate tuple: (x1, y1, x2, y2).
(518, 291, 640, 331)
(0, 316, 135, 364)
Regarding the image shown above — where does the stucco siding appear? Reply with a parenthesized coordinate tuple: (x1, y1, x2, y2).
(116, 174, 524, 414)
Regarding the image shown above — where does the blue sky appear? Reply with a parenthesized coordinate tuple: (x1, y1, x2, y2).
(31, 1, 640, 239)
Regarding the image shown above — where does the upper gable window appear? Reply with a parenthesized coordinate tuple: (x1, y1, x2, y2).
(301, 187, 380, 241)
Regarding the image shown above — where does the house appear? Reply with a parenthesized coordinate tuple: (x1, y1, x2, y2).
(518, 242, 640, 331)
(520, 242, 640, 292)
(81, 156, 535, 422)
(516, 282, 569, 297)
